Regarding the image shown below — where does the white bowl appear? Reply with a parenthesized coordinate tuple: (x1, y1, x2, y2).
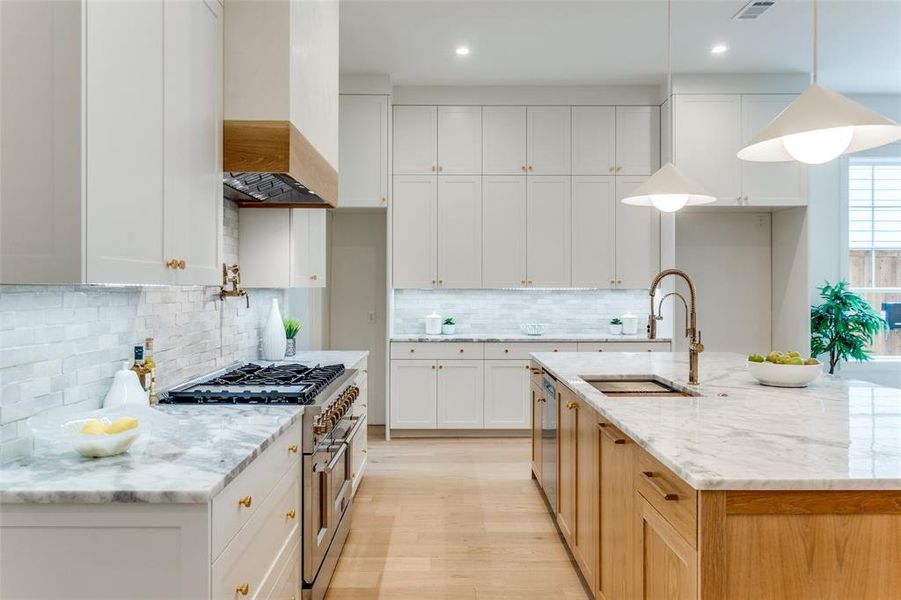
(62, 417, 143, 458)
(746, 360, 822, 388)
(519, 323, 547, 336)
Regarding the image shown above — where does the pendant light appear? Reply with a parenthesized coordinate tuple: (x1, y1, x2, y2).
(738, 0, 901, 164)
(621, 0, 715, 212)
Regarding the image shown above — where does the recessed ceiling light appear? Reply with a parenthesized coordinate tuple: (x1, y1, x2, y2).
(711, 44, 728, 55)
(455, 46, 470, 56)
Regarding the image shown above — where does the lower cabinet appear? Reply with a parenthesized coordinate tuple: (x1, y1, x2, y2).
(530, 370, 544, 480)
(484, 360, 531, 428)
(389, 358, 484, 429)
(436, 360, 484, 428)
(637, 497, 698, 600)
(573, 397, 598, 589)
(598, 420, 636, 600)
(557, 386, 578, 543)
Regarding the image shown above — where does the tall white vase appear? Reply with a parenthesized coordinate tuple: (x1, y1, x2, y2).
(261, 298, 287, 361)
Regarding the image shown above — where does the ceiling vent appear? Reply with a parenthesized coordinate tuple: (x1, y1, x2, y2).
(733, 0, 776, 20)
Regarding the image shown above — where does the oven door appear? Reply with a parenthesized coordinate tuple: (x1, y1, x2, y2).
(303, 440, 352, 584)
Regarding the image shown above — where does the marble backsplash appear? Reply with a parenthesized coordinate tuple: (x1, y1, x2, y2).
(392, 289, 650, 335)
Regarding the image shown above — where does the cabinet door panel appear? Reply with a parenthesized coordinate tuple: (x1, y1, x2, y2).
(436, 360, 484, 428)
(438, 106, 481, 175)
(615, 177, 659, 290)
(482, 176, 527, 288)
(437, 176, 482, 288)
(530, 383, 544, 479)
(484, 360, 531, 428)
(339, 95, 389, 207)
(573, 398, 598, 588)
(741, 95, 807, 206)
(392, 176, 437, 288)
(239, 208, 290, 288)
(528, 107, 571, 175)
(638, 497, 698, 600)
(390, 360, 437, 429)
(86, 0, 166, 284)
(616, 106, 660, 176)
(291, 208, 327, 287)
(393, 106, 437, 174)
(527, 176, 571, 287)
(482, 106, 527, 175)
(571, 176, 615, 288)
(572, 107, 615, 175)
(557, 386, 577, 543)
(673, 94, 741, 201)
(598, 421, 636, 600)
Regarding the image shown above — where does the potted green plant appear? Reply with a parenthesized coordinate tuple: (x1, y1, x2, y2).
(442, 316, 456, 335)
(609, 317, 623, 335)
(810, 281, 887, 374)
(283, 318, 302, 357)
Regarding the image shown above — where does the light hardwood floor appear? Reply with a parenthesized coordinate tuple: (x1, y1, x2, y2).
(325, 432, 589, 600)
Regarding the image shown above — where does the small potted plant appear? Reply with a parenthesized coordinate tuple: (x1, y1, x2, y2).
(810, 281, 887, 374)
(442, 316, 456, 335)
(283, 318, 302, 357)
(609, 317, 623, 335)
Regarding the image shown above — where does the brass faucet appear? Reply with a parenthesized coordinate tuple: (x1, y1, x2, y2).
(219, 264, 250, 308)
(648, 269, 704, 384)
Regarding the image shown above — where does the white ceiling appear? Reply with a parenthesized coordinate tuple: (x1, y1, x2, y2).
(340, 0, 901, 93)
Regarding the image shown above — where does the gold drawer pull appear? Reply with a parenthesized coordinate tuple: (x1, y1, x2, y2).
(459, 348, 464, 353)
(287, 444, 298, 454)
(566, 401, 577, 410)
(531, 368, 542, 375)
(410, 348, 415, 353)
(641, 471, 679, 502)
(238, 496, 252, 508)
(362, 448, 368, 454)
(235, 583, 250, 596)
(360, 403, 367, 407)
(598, 422, 626, 445)
(285, 509, 297, 519)
(504, 348, 510, 353)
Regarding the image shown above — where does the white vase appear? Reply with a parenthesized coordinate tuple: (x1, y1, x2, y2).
(261, 298, 287, 361)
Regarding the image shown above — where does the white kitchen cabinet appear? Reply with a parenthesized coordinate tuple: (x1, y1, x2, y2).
(438, 106, 482, 174)
(392, 175, 438, 288)
(390, 360, 438, 428)
(615, 177, 660, 289)
(527, 176, 572, 287)
(484, 360, 531, 428)
(740, 95, 807, 206)
(528, 107, 572, 175)
(615, 106, 660, 176)
(436, 360, 484, 428)
(571, 176, 616, 288)
(673, 95, 742, 201)
(239, 208, 327, 288)
(482, 106, 528, 174)
(482, 176, 528, 288)
(339, 94, 389, 207)
(393, 105, 437, 174)
(437, 176, 482, 288)
(572, 107, 616, 175)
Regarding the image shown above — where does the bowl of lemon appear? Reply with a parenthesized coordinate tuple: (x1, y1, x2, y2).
(746, 351, 822, 388)
(59, 413, 143, 458)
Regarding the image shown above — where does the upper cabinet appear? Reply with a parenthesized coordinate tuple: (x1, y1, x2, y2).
(615, 107, 660, 176)
(392, 176, 439, 288)
(483, 107, 528, 174)
(528, 107, 572, 175)
(572, 107, 616, 175)
(339, 95, 389, 207)
(393, 106, 438, 174)
(672, 93, 807, 206)
(1, 0, 222, 285)
(572, 106, 659, 176)
(527, 176, 572, 287)
(437, 106, 482, 174)
(240, 208, 327, 288)
(614, 177, 660, 289)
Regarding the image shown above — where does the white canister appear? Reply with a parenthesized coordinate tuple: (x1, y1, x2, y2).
(425, 312, 443, 335)
(621, 313, 639, 335)
(262, 298, 287, 361)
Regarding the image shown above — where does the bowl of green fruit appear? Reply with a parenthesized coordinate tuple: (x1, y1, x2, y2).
(746, 352, 822, 387)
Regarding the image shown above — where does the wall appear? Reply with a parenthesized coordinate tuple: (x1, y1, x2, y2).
(0, 201, 285, 461)
(392, 289, 649, 336)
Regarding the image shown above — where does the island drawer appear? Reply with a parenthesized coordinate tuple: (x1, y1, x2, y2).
(576, 341, 671, 353)
(257, 531, 300, 600)
(390, 342, 484, 359)
(211, 419, 301, 560)
(212, 467, 301, 600)
(636, 449, 698, 547)
(484, 342, 577, 360)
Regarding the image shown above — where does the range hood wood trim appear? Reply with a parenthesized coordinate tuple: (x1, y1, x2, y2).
(223, 120, 338, 207)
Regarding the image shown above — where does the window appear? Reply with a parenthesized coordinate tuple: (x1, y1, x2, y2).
(848, 158, 901, 357)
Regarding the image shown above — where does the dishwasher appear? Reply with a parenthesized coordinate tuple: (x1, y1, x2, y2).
(541, 372, 558, 513)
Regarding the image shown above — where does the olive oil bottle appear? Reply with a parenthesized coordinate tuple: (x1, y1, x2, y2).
(144, 337, 157, 404)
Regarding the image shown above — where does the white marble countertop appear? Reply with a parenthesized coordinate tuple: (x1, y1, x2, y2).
(0, 350, 369, 504)
(533, 351, 901, 491)
(391, 333, 671, 343)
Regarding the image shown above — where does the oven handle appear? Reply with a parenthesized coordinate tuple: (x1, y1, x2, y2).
(326, 442, 348, 472)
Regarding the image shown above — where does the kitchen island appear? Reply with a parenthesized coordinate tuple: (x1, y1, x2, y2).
(530, 351, 901, 600)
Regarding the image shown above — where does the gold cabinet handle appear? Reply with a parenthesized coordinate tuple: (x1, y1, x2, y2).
(617, 279, 622, 284)
(458, 348, 464, 353)
(166, 259, 179, 269)
(432, 279, 437, 285)
(610, 279, 616, 285)
(566, 401, 577, 410)
(598, 422, 626, 445)
(310, 274, 318, 280)
(521, 165, 527, 172)
(504, 348, 510, 353)
(528, 165, 534, 171)
(235, 583, 250, 596)
(431, 165, 436, 172)
(640, 471, 679, 502)
(524, 364, 530, 370)
(178, 259, 186, 270)
(238, 496, 252, 508)
(537, 397, 546, 403)
(362, 448, 368, 453)
(431, 364, 436, 369)
(438, 165, 443, 172)
(287, 444, 298, 454)
(438, 365, 444, 370)
(285, 509, 297, 519)
(380, 197, 387, 204)
(531, 368, 542, 375)
(410, 348, 415, 353)
(438, 279, 443, 285)
(553, 349, 559, 352)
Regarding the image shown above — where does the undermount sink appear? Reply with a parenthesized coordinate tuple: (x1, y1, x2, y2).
(585, 378, 699, 398)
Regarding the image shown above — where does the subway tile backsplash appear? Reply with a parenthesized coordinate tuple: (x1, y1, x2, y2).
(392, 288, 649, 335)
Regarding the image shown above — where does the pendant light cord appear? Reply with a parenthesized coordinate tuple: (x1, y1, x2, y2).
(812, 0, 818, 83)
(666, 0, 674, 160)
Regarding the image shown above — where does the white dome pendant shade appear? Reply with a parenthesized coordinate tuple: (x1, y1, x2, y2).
(737, 83, 901, 164)
(620, 163, 716, 212)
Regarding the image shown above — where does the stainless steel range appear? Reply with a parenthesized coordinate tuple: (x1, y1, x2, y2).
(163, 362, 363, 600)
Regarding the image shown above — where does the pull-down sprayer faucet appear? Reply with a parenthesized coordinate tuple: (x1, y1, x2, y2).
(647, 269, 704, 384)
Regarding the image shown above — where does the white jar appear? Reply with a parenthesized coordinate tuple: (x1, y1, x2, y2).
(425, 312, 443, 335)
(621, 313, 639, 335)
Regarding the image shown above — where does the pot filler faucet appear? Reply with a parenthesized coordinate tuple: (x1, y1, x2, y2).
(648, 269, 704, 384)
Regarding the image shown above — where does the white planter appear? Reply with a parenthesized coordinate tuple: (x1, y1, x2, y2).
(261, 298, 287, 361)
(609, 324, 623, 335)
(442, 324, 456, 335)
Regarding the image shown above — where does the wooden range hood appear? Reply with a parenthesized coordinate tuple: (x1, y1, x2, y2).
(223, 120, 338, 208)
